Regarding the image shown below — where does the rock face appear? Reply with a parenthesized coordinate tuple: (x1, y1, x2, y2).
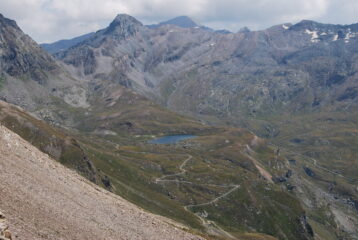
(104, 14, 143, 38)
(0, 124, 203, 240)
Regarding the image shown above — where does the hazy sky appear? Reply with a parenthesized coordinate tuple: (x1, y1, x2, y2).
(1, 0, 357, 43)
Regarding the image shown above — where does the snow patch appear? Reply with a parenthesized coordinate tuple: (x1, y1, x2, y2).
(332, 34, 338, 41)
(344, 29, 356, 41)
(282, 24, 289, 30)
(305, 29, 319, 43)
(320, 32, 327, 36)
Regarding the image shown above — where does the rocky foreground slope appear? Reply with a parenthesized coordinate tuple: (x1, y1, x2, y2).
(0, 124, 203, 240)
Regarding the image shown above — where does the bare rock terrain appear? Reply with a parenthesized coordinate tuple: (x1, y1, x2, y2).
(0, 125, 203, 240)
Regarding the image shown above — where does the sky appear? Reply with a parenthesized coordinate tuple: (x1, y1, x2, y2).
(1, 0, 357, 43)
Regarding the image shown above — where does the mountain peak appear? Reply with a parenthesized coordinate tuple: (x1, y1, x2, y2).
(112, 14, 142, 24)
(147, 16, 199, 29)
(290, 19, 326, 31)
(104, 14, 143, 37)
(238, 26, 250, 33)
(161, 16, 199, 28)
(0, 13, 20, 30)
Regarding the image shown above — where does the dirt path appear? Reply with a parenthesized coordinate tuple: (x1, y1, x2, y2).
(155, 154, 192, 183)
(243, 144, 274, 183)
(185, 185, 240, 209)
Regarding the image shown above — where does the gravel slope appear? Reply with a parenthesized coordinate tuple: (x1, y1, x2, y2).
(0, 125, 204, 240)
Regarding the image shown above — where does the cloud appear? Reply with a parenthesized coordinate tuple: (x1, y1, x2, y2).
(0, 0, 356, 43)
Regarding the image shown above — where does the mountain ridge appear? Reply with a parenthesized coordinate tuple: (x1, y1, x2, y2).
(40, 32, 95, 54)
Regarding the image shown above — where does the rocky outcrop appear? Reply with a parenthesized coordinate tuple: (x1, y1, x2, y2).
(0, 211, 11, 240)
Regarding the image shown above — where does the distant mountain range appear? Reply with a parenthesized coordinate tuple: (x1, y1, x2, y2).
(40, 16, 231, 54)
(40, 32, 95, 54)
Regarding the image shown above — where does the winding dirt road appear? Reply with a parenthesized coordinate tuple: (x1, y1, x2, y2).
(154, 154, 239, 239)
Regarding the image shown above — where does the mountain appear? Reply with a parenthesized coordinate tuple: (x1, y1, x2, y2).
(238, 26, 250, 33)
(147, 16, 200, 28)
(54, 14, 358, 239)
(0, 13, 90, 117)
(57, 17, 358, 123)
(146, 16, 233, 33)
(215, 29, 232, 34)
(0, 13, 58, 83)
(40, 15, 231, 58)
(0, 124, 205, 240)
(40, 32, 95, 54)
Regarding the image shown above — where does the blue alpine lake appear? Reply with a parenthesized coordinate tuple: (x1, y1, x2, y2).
(149, 135, 197, 144)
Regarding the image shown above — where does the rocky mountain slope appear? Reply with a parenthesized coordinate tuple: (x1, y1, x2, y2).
(0, 124, 204, 240)
(0, 13, 89, 113)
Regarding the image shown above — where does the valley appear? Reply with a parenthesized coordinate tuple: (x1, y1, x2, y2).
(0, 11, 357, 240)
